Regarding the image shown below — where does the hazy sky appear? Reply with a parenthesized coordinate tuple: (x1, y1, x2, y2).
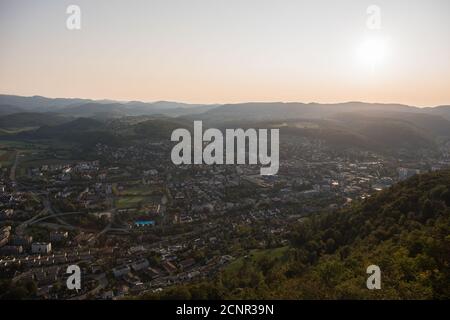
(0, 0, 449, 106)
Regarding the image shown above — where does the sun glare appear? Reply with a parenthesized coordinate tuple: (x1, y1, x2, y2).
(357, 36, 389, 72)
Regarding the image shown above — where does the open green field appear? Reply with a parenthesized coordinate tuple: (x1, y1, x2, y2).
(121, 185, 163, 196)
(224, 246, 290, 274)
(123, 185, 152, 196)
(113, 181, 164, 197)
(116, 195, 159, 209)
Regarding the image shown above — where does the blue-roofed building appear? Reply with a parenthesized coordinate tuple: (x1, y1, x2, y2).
(135, 220, 155, 227)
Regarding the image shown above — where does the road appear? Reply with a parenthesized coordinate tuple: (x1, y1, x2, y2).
(9, 150, 19, 183)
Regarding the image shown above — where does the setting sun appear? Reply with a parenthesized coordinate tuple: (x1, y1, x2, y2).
(357, 36, 389, 72)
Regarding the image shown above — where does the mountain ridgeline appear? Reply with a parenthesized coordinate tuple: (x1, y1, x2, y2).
(1, 94, 450, 155)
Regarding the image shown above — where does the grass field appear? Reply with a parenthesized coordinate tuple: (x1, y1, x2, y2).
(116, 195, 159, 209)
(224, 246, 290, 274)
(122, 185, 151, 196)
(121, 185, 163, 196)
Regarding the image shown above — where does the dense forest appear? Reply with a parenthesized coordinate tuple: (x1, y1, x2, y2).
(144, 170, 450, 299)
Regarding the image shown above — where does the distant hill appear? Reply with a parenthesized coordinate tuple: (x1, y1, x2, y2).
(200, 108, 450, 154)
(59, 103, 128, 119)
(0, 104, 25, 116)
(237, 114, 442, 154)
(140, 100, 206, 110)
(23, 116, 193, 146)
(1, 94, 449, 154)
(130, 117, 193, 140)
(424, 105, 450, 121)
(19, 117, 120, 148)
(0, 94, 218, 117)
(32, 117, 105, 136)
(335, 110, 450, 138)
(0, 112, 71, 129)
(328, 112, 443, 151)
(103, 115, 192, 142)
(0, 94, 96, 112)
(3, 94, 450, 124)
(373, 111, 450, 137)
(61, 101, 218, 118)
(192, 102, 422, 124)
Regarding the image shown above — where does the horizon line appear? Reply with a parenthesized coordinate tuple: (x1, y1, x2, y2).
(1, 92, 449, 109)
